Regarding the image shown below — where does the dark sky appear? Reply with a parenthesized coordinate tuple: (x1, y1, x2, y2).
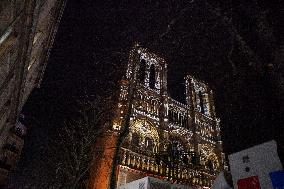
(14, 0, 283, 184)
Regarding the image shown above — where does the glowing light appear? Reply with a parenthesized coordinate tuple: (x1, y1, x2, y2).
(99, 44, 225, 189)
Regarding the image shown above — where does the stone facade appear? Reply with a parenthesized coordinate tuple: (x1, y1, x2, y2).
(0, 0, 66, 186)
(89, 44, 225, 189)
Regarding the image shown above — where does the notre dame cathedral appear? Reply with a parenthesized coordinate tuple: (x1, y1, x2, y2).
(88, 44, 225, 189)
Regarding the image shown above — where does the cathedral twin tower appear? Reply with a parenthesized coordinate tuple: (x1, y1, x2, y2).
(88, 44, 225, 189)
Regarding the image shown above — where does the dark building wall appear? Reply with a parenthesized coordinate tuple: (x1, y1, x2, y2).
(0, 0, 66, 185)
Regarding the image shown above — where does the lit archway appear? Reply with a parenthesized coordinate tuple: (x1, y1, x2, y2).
(199, 144, 220, 170)
(129, 119, 159, 153)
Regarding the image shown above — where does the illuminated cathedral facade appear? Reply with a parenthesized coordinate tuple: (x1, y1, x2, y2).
(88, 44, 225, 189)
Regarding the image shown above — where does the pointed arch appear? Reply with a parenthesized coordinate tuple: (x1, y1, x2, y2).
(199, 144, 220, 170)
(149, 64, 156, 89)
(130, 119, 159, 144)
(145, 137, 154, 152)
(198, 91, 205, 114)
(206, 153, 220, 171)
(138, 59, 146, 83)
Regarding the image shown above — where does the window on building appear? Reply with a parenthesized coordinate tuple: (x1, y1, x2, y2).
(169, 111, 172, 122)
(145, 137, 154, 152)
(198, 91, 205, 114)
(138, 59, 146, 83)
(203, 94, 210, 116)
(184, 117, 189, 128)
(207, 160, 214, 171)
(149, 64, 155, 89)
(173, 112, 178, 123)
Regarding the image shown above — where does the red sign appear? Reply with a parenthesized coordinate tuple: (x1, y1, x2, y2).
(237, 176, 261, 189)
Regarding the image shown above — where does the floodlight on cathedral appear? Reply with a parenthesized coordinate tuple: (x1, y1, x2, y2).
(88, 44, 225, 189)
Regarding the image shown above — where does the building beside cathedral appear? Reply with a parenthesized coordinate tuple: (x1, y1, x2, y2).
(0, 0, 66, 186)
(88, 44, 225, 189)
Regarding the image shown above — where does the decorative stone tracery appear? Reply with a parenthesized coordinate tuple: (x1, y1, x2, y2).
(94, 44, 225, 189)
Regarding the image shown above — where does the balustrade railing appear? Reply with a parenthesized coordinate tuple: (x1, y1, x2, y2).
(195, 111, 216, 126)
(120, 148, 216, 187)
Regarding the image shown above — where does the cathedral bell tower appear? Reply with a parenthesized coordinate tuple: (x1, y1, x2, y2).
(88, 44, 225, 189)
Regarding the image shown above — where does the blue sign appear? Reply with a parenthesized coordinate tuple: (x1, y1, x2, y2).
(270, 170, 284, 189)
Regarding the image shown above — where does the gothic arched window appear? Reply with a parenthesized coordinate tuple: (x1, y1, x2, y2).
(207, 160, 214, 171)
(145, 137, 154, 152)
(138, 59, 146, 83)
(149, 64, 156, 89)
(173, 112, 178, 123)
(198, 91, 205, 114)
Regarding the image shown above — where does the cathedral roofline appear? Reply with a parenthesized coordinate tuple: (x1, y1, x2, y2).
(133, 42, 166, 65)
(185, 75, 212, 92)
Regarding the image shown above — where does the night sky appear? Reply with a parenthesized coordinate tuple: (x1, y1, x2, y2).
(11, 0, 283, 186)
